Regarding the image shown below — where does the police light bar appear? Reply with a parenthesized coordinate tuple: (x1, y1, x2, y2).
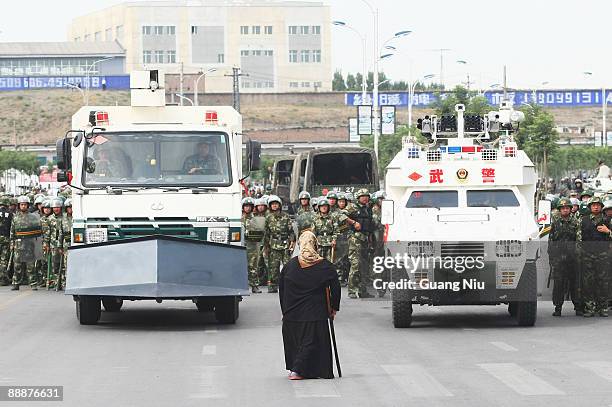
(205, 110, 218, 125)
(439, 146, 483, 154)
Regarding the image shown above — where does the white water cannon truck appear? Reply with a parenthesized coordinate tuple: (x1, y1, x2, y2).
(381, 102, 541, 327)
(56, 70, 261, 325)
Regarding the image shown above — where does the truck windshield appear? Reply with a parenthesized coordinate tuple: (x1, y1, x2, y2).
(406, 191, 458, 208)
(311, 153, 374, 185)
(83, 132, 231, 186)
(467, 190, 519, 207)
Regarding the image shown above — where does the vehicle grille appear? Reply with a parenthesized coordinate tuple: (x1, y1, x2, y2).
(440, 242, 485, 259)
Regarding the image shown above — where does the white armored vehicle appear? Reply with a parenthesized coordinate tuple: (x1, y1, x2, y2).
(55, 70, 261, 325)
(381, 102, 540, 327)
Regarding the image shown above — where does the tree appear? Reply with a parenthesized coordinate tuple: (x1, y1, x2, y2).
(332, 70, 346, 91)
(0, 150, 40, 175)
(517, 104, 559, 182)
(359, 125, 423, 178)
(346, 74, 357, 91)
(355, 73, 363, 92)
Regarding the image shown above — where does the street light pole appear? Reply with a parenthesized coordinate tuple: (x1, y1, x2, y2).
(408, 74, 435, 136)
(85, 57, 113, 106)
(175, 93, 194, 106)
(332, 21, 367, 102)
(66, 83, 86, 104)
(194, 68, 217, 106)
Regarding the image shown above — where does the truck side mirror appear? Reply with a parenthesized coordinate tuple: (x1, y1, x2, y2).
(56, 138, 72, 170)
(248, 140, 261, 171)
(381, 199, 394, 225)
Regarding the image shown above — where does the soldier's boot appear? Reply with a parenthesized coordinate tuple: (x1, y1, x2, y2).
(583, 302, 595, 317)
(575, 309, 583, 317)
(348, 292, 358, 299)
(552, 306, 562, 317)
(598, 303, 609, 317)
(10, 284, 19, 291)
(251, 286, 262, 294)
(268, 285, 278, 294)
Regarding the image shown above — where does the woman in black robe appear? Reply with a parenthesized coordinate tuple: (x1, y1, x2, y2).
(279, 230, 341, 380)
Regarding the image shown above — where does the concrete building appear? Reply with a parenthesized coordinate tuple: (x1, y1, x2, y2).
(68, 0, 332, 93)
(0, 42, 125, 77)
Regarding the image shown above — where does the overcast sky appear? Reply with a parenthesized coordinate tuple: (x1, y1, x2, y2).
(1, 0, 609, 89)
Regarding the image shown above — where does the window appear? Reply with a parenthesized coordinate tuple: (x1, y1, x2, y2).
(84, 34, 91, 42)
(167, 51, 176, 64)
(252, 25, 261, 34)
(312, 25, 321, 35)
(314, 81, 322, 88)
(311, 153, 374, 185)
(105, 28, 113, 41)
(242, 81, 251, 88)
(252, 50, 261, 56)
(240, 26, 249, 35)
(255, 82, 262, 88)
(217, 53, 224, 63)
(154, 26, 164, 35)
(301, 81, 310, 88)
(289, 82, 298, 88)
(289, 50, 298, 63)
(191, 26, 198, 34)
(94, 31, 102, 41)
(74, 37, 80, 42)
(266, 81, 274, 88)
(288, 26, 298, 35)
(240, 50, 249, 57)
(300, 50, 310, 63)
(406, 191, 458, 208)
(264, 50, 273, 57)
(300, 25, 309, 35)
(154, 50, 165, 63)
(167, 26, 175, 35)
(142, 51, 152, 64)
(312, 49, 321, 63)
(264, 25, 273, 34)
(142, 26, 152, 35)
(467, 190, 520, 208)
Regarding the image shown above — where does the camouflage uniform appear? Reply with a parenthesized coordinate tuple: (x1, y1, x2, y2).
(39, 210, 51, 286)
(243, 210, 265, 291)
(0, 202, 13, 285)
(346, 189, 374, 298)
(58, 210, 73, 288)
(577, 198, 611, 317)
(11, 209, 43, 288)
(296, 206, 315, 236)
(263, 204, 295, 292)
(312, 207, 336, 262)
(331, 205, 351, 284)
(548, 205, 580, 315)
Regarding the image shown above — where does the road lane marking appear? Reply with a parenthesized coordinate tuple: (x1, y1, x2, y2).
(189, 366, 227, 399)
(205, 327, 218, 334)
(576, 361, 612, 382)
(490, 341, 518, 352)
(201, 345, 217, 356)
(292, 380, 340, 398)
(0, 291, 32, 311)
(478, 363, 564, 395)
(381, 364, 453, 397)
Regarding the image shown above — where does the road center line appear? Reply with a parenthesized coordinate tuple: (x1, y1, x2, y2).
(292, 380, 340, 398)
(575, 361, 612, 382)
(381, 364, 453, 398)
(478, 363, 564, 395)
(189, 366, 227, 399)
(489, 341, 518, 352)
(201, 345, 217, 356)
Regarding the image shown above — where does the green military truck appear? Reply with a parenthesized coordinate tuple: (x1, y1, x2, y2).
(272, 147, 379, 214)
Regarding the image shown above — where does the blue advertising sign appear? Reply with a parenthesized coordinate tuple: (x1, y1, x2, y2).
(0, 75, 130, 91)
(345, 90, 612, 108)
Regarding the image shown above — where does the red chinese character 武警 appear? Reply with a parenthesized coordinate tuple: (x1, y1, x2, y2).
(429, 169, 443, 183)
(482, 168, 495, 183)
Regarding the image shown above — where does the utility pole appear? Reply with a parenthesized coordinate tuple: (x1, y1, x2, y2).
(428, 48, 451, 87)
(503, 65, 507, 100)
(225, 67, 248, 112)
(179, 62, 184, 106)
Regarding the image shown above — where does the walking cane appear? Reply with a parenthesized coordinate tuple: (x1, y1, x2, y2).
(325, 286, 342, 378)
(56, 252, 64, 292)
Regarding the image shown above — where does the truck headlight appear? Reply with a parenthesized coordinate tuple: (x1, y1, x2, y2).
(207, 228, 228, 244)
(495, 240, 522, 257)
(85, 228, 108, 244)
(407, 242, 420, 257)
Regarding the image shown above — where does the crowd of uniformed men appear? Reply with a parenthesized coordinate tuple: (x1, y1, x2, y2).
(0, 186, 73, 291)
(241, 189, 385, 299)
(547, 187, 612, 318)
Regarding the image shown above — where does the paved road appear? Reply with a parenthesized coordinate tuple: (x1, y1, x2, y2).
(1, 287, 612, 406)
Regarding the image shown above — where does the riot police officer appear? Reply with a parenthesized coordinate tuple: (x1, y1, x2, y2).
(10, 196, 42, 290)
(312, 198, 336, 262)
(296, 191, 314, 236)
(242, 197, 265, 293)
(346, 189, 374, 298)
(263, 195, 295, 293)
(0, 197, 13, 285)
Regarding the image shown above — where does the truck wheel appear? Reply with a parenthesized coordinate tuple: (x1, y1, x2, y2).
(508, 302, 518, 317)
(195, 299, 214, 312)
(392, 299, 413, 328)
(102, 297, 123, 312)
(214, 297, 239, 324)
(516, 262, 537, 327)
(76, 296, 101, 325)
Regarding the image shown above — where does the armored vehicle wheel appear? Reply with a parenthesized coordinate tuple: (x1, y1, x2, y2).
(76, 296, 101, 325)
(508, 302, 518, 317)
(195, 299, 214, 312)
(214, 297, 239, 324)
(392, 299, 413, 328)
(516, 262, 537, 327)
(102, 297, 123, 312)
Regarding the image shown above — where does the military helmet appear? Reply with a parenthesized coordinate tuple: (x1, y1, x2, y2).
(34, 195, 45, 205)
(241, 197, 255, 207)
(311, 197, 319, 208)
(17, 196, 30, 204)
(326, 191, 338, 200)
(356, 188, 370, 199)
(557, 198, 572, 209)
(267, 195, 282, 206)
(64, 198, 72, 207)
(345, 192, 354, 202)
(376, 190, 387, 200)
(587, 196, 603, 207)
(603, 200, 612, 211)
(580, 190, 594, 199)
(318, 197, 330, 207)
(254, 198, 266, 207)
(42, 199, 52, 208)
(336, 192, 346, 201)
(0, 196, 9, 206)
(261, 194, 269, 204)
(570, 198, 580, 206)
(574, 179, 583, 185)
(298, 191, 311, 200)
(9, 197, 17, 205)
(265, 184, 272, 192)
(50, 198, 63, 208)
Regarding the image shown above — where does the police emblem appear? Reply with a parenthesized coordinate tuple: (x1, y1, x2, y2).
(456, 168, 468, 183)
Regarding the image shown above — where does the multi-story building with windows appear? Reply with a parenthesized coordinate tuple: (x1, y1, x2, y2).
(68, 0, 332, 93)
